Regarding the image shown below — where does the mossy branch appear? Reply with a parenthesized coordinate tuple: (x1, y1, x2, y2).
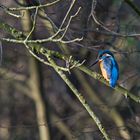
(1, 15, 140, 139)
(0, 19, 111, 139)
(46, 52, 110, 140)
(0, 19, 140, 103)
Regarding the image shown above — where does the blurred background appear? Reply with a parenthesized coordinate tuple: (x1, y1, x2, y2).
(0, 0, 140, 139)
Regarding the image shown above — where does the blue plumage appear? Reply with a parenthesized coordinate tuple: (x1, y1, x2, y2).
(98, 50, 119, 88)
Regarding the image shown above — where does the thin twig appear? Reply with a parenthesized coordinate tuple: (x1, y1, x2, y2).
(22, 7, 70, 72)
(0, 4, 23, 18)
(1, 4, 83, 44)
(124, 0, 140, 16)
(59, 7, 81, 40)
(8, 0, 62, 11)
(88, 0, 140, 39)
(0, 7, 140, 102)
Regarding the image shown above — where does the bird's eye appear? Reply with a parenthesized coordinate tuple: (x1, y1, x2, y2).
(99, 55, 102, 59)
(99, 53, 104, 59)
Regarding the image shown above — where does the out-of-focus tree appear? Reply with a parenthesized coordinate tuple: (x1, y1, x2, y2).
(0, 0, 140, 140)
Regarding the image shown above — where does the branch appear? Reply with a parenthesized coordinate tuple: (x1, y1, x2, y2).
(1, 3, 83, 44)
(0, 19, 140, 103)
(0, 4, 23, 18)
(77, 65, 140, 103)
(1, 14, 140, 139)
(124, 0, 140, 16)
(46, 53, 111, 140)
(82, 28, 140, 37)
(42, 49, 140, 103)
(88, 0, 140, 38)
(7, 0, 62, 11)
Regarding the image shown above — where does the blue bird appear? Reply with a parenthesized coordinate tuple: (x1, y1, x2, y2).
(91, 50, 119, 88)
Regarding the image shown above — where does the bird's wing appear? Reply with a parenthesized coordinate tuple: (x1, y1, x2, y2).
(101, 55, 119, 87)
(110, 59, 119, 87)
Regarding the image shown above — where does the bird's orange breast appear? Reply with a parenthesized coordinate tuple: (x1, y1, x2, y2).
(99, 61, 110, 81)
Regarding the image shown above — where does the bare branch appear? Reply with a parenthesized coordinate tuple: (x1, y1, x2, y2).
(8, 0, 63, 11)
(0, 4, 23, 18)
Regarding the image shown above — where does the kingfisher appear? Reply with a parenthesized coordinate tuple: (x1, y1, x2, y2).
(91, 50, 119, 88)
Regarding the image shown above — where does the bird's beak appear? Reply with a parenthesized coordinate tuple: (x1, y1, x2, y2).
(89, 59, 99, 67)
